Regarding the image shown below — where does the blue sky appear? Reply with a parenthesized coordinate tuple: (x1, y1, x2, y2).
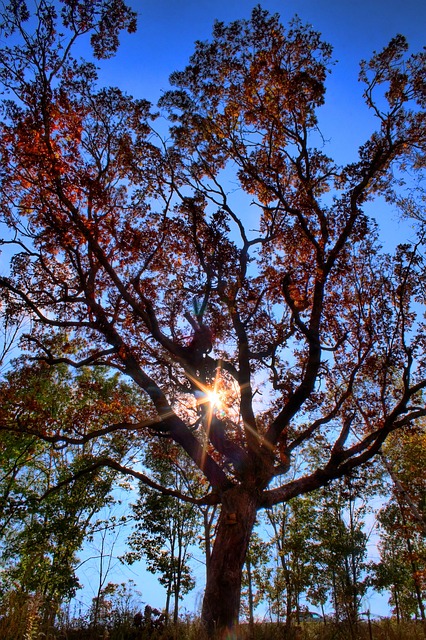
(72, 0, 426, 619)
(105, 0, 426, 101)
(99, 0, 426, 164)
(94, 0, 425, 247)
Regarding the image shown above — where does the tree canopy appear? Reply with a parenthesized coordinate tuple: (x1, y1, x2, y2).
(0, 1, 425, 634)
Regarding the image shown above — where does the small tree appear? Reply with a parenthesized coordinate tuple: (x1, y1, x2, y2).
(124, 442, 198, 623)
(88, 580, 142, 632)
(240, 531, 270, 629)
(374, 425, 426, 625)
(0, 359, 144, 629)
(264, 496, 315, 628)
(373, 504, 424, 622)
(307, 476, 371, 634)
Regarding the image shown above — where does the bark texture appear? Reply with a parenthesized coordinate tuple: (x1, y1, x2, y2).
(201, 486, 259, 637)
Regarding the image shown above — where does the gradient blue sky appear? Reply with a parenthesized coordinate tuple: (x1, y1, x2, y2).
(73, 0, 426, 619)
(106, 0, 426, 97)
(97, 0, 426, 167)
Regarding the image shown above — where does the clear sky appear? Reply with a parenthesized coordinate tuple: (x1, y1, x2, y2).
(71, 0, 425, 620)
(98, 0, 426, 166)
(105, 0, 426, 96)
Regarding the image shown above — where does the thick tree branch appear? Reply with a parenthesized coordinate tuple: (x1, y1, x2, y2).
(40, 457, 222, 506)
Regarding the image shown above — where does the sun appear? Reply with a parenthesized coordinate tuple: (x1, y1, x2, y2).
(205, 389, 222, 409)
(189, 367, 232, 417)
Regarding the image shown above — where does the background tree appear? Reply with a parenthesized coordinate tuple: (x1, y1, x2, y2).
(86, 580, 143, 634)
(373, 503, 425, 623)
(0, 357, 145, 634)
(0, 2, 426, 635)
(85, 508, 130, 630)
(373, 424, 426, 625)
(124, 442, 199, 623)
(263, 496, 315, 629)
(309, 478, 370, 634)
(381, 424, 426, 535)
(240, 530, 270, 630)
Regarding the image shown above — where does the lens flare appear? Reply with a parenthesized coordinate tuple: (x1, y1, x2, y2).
(205, 389, 222, 409)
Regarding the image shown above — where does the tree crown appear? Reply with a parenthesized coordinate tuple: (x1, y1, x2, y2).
(0, 2, 425, 508)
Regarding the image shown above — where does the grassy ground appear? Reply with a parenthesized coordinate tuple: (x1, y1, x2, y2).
(0, 617, 425, 640)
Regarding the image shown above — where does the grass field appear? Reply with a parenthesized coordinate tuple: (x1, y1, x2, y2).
(1, 615, 425, 640)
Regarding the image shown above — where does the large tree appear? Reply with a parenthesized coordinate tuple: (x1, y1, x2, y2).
(0, 1, 425, 635)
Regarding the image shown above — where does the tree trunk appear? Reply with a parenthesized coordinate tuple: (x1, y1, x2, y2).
(393, 586, 400, 624)
(203, 507, 215, 583)
(285, 566, 293, 631)
(245, 556, 255, 638)
(397, 498, 426, 625)
(201, 485, 258, 637)
(164, 581, 171, 623)
(332, 569, 339, 622)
